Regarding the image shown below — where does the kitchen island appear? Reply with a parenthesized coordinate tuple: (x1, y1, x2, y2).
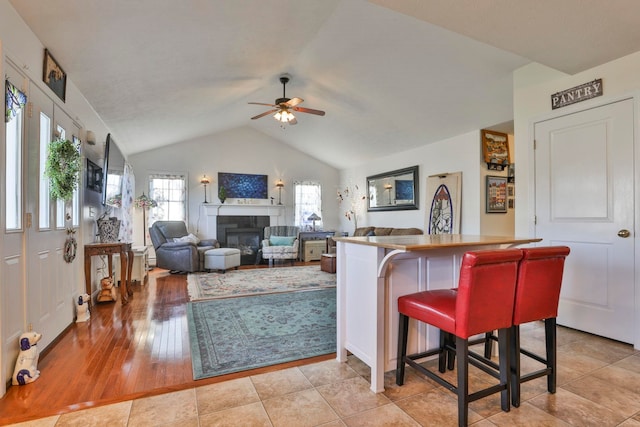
(333, 234, 541, 392)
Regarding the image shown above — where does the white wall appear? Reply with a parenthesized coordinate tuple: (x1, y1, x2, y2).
(339, 130, 484, 235)
(128, 126, 341, 246)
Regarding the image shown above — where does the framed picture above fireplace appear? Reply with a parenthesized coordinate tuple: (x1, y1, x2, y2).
(218, 172, 268, 199)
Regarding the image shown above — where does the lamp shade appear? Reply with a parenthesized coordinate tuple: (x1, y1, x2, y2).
(134, 193, 157, 209)
(307, 213, 321, 221)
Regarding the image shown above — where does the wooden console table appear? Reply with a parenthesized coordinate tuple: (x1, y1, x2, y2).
(84, 242, 134, 305)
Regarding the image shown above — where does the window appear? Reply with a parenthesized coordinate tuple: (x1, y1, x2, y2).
(55, 125, 66, 229)
(148, 173, 186, 224)
(39, 112, 51, 229)
(5, 102, 24, 230)
(294, 181, 322, 231)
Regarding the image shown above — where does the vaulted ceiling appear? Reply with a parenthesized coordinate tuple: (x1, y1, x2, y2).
(9, 0, 640, 169)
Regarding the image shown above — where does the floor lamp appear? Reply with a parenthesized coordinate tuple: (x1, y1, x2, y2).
(134, 193, 157, 247)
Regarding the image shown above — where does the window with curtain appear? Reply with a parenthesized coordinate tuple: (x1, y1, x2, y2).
(294, 181, 322, 231)
(148, 173, 187, 225)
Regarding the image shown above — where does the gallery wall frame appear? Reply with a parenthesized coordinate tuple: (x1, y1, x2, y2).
(486, 175, 507, 213)
(482, 129, 509, 171)
(43, 49, 66, 102)
(86, 158, 103, 193)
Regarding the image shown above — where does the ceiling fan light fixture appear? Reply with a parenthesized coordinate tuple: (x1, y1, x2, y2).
(274, 109, 295, 123)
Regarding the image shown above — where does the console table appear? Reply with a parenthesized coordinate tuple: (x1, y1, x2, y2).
(84, 242, 134, 305)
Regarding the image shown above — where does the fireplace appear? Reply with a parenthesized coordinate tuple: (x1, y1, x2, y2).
(217, 215, 270, 265)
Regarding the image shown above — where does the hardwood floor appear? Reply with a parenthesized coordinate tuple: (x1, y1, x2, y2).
(0, 262, 332, 426)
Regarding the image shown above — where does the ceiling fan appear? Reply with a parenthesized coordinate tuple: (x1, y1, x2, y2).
(248, 75, 325, 125)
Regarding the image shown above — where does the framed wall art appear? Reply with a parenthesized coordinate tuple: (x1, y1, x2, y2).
(43, 49, 67, 102)
(86, 159, 103, 193)
(482, 129, 509, 171)
(486, 175, 507, 213)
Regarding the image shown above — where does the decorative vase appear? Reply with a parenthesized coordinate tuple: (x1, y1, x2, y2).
(97, 217, 121, 243)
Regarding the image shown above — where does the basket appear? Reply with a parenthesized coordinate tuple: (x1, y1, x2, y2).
(97, 217, 121, 243)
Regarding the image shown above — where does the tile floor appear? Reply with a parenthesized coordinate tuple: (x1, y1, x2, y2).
(10, 322, 640, 426)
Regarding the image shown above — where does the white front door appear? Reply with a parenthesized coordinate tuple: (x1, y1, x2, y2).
(534, 99, 634, 343)
(24, 85, 75, 349)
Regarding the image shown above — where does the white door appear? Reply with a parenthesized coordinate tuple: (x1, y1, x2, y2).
(534, 99, 634, 343)
(24, 85, 74, 349)
(1, 62, 28, 396)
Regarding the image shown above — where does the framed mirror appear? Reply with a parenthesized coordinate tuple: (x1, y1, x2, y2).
(367, 165, 419, 211)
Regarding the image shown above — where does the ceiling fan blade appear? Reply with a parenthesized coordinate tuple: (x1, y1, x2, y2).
(248, 102, 277, 107)
(288, 116, 298, 125)
(293, 106, 326, 116)
(251, 109, 278, 120)
(285, 97, 304, 107)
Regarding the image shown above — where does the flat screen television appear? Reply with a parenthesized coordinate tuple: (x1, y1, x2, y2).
(218, 172, 268, 199)
(102, 133, 125, 206)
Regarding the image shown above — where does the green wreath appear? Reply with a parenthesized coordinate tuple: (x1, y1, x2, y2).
(45, 138, 81, 200)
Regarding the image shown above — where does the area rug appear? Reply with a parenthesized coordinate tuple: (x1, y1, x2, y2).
(187, 265, 336, 301)
(187, 288, 336, 380)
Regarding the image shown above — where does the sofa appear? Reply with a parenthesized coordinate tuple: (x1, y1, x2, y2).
(149, 221, 219, 273)
(352, 226, 423, 237)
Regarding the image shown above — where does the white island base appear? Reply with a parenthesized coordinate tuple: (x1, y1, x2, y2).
(334, 234, 541, 393)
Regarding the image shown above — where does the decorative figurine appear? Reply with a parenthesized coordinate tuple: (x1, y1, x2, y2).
(12, 331, 42, 385)
(76, 293, 91, 322)
(97, 276, 117, 303)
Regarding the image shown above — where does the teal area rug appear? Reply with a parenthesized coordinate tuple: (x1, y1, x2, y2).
(187, 288, 336, 380)
(187, 266, 336, 301)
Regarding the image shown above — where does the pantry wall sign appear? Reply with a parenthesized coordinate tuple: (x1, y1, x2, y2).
(551, 78, 602, 110)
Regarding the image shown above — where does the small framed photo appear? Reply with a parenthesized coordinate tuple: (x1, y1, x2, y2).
(86, 159, 103, 193)
(486, 175, 507, 213)
(508, 199, 515, 209)
(43, 49, 67, 102)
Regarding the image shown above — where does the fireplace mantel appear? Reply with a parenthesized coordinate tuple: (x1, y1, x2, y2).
(200, 203, 285, 240)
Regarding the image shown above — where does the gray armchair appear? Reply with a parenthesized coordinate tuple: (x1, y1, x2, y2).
(261, 226, 300, 267)
(149, 221, 218, 273)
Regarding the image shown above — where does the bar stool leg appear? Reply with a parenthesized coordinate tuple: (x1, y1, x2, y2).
(546, 318, 557, 393)
(498, 327, 511, 411)
(509, 325, 521, 407)
(396, 314, 409, 386)
(455, 336, 469, 427)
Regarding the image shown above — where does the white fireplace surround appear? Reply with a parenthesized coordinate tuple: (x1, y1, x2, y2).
(201, 203, 285, 240)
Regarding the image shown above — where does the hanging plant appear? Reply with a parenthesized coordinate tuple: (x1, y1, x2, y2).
(45, 138, 81, 201)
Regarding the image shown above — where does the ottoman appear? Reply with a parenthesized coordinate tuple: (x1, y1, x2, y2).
(321, 253, 337, 274)
(204, 248, 241, 273)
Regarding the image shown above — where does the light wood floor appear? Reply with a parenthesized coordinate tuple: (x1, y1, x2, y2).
(0, 262, 331, 426)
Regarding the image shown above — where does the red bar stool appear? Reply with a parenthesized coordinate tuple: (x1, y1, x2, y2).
(396, 249, 523, 427)
(508, 246, 570, 407)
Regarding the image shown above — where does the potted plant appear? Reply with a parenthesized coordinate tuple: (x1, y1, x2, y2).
(218, 185, 227, 204)
(45, 138, 81, 201)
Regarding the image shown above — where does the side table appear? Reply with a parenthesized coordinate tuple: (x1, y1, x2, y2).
(114, 246, 149, 285)
(84, 242, 134, 305)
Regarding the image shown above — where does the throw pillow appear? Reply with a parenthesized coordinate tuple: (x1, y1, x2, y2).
(175, 233, 200, 244)
(269, 235, 296, 246)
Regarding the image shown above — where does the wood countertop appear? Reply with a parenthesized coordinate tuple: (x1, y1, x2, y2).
(332, 234, 542, 251)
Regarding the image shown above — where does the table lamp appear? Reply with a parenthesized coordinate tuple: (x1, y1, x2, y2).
(307, 213, 321, 231)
